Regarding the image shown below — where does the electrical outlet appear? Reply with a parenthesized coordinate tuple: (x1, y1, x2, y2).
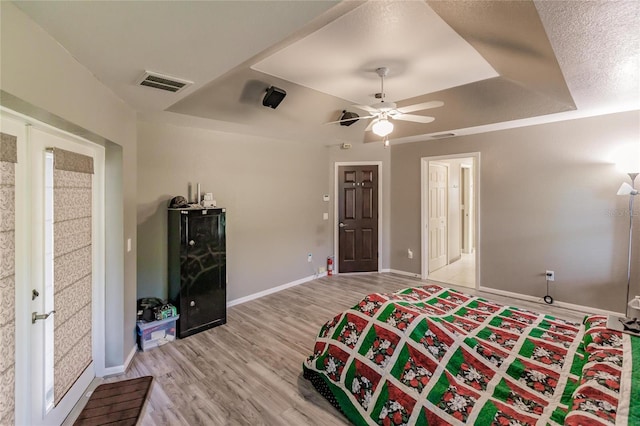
(307, 253, 313, 263)
(318, 266, 326, 274)
(545, 270, 555, 281)
(408, 249, 413, 259)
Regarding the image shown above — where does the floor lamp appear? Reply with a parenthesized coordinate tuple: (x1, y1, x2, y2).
(607, 166, 640, 332)
(607, 143, 640, 334)
(618, 173, 638, 318)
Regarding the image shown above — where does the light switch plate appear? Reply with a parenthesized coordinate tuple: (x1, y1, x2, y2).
(323, 212, 329, 220)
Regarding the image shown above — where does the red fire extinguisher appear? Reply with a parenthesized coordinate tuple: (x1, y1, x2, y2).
(327, 256, 334, 276)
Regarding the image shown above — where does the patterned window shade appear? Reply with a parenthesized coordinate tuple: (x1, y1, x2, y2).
(51, 148, 94, 405)
(0, 133, 17, 425)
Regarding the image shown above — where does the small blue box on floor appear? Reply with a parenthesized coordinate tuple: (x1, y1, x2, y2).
(136, 315, 179, 351)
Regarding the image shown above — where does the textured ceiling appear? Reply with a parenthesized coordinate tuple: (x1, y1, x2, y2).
(169, 0, 578, 143)
(251, 1, 498, 104)
(535, 0, 640, 114)
(12, 0, 640, 146)
(12, 0, 340, 112)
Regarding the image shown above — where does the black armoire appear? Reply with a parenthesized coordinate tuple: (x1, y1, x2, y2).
(168, 208, 226, 338)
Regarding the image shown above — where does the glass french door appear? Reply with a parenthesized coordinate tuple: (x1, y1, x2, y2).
(0, 110, 104, 425)
(27, 126, 104, 425)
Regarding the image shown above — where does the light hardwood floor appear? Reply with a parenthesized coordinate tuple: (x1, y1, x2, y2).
(83, 273, 592, 425)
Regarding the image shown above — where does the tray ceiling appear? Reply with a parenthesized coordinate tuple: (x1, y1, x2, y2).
(251, 1, 498, 105)
(13, 0, 640, 145)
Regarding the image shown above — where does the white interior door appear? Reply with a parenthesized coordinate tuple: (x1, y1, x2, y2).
(28, 127, 103, 425)
(428, 162, 448, 273)
(461, 165, 473, 254)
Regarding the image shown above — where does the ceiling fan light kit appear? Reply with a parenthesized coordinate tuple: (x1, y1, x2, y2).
(331, 66, 443, 143)
(372, 118, 394, 137)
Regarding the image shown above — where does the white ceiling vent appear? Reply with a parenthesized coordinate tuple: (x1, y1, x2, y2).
(136, 71, 193, 93)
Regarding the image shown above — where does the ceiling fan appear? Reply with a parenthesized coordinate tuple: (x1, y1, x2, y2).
(330, 67, 444, 138)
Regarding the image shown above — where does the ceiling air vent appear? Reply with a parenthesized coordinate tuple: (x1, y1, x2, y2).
(136, 71, 193, 93)
(430, 132, 457, 139)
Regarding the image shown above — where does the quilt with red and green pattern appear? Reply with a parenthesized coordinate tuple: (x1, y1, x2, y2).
(303, 284, 640, 425)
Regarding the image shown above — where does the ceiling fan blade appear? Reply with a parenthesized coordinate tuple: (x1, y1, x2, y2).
(393, 114, 435, 124)
(325, 114, 376, 125)
(396, 100, 444, 114)
(352, 104, 380, 114)
(364, 118, 379, 132)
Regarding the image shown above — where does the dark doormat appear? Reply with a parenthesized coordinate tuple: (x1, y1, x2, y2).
(73, 376, 153, 426)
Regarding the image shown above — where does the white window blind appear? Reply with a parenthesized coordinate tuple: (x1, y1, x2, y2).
(50, 148, 94, 405)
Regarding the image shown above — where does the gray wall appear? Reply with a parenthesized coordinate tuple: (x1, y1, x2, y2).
(137, 120, 332, 302)
(1, 2, 138, 368)
(391, 111, 640, 313)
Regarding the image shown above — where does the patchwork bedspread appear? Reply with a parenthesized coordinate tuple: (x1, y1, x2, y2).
(303, 284, 639, 425)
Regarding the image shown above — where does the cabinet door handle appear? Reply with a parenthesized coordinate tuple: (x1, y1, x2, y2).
(190, 301, 196, 307)
(189, 240, 195, 246)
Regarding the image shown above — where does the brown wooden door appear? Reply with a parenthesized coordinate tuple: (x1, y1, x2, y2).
(338, 165, 378, 273)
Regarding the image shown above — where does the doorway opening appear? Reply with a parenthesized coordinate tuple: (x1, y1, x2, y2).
(421, 153, 479, 289)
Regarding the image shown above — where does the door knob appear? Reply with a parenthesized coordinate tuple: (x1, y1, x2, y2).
(189, 240, 195, 246)
(339, 222, 346, 228)
(32, 310, 56, 324)
(190, 301, 196, 307)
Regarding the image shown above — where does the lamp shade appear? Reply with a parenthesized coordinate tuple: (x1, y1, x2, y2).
(614, 143, 640, 174)
(372, 119, 393, 137)
(617, 182, 639, 196)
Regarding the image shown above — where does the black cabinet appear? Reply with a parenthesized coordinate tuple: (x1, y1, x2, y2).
(168, 208, 226, 338)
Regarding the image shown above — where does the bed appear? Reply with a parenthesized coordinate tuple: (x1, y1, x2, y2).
(303, 284, 640, 425)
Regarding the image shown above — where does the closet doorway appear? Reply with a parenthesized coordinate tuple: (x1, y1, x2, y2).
(421, 153, 479, 289)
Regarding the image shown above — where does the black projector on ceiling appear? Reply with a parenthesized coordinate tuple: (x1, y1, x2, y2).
(262, 86, 287, 109)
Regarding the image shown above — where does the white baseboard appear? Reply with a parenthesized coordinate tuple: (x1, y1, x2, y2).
(376, 271, 620, 317)
(386, 269, 421, 278)
(99, 273, 329, 377)
(100, 344, 137, 377)
(227, 272, 327, 307)
(479, 286, 625, 317)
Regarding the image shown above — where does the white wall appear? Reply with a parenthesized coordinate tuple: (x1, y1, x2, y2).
(1, 2, 137, 368)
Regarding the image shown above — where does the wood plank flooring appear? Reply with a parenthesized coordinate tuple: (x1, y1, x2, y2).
(99, 273, 591, 425)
